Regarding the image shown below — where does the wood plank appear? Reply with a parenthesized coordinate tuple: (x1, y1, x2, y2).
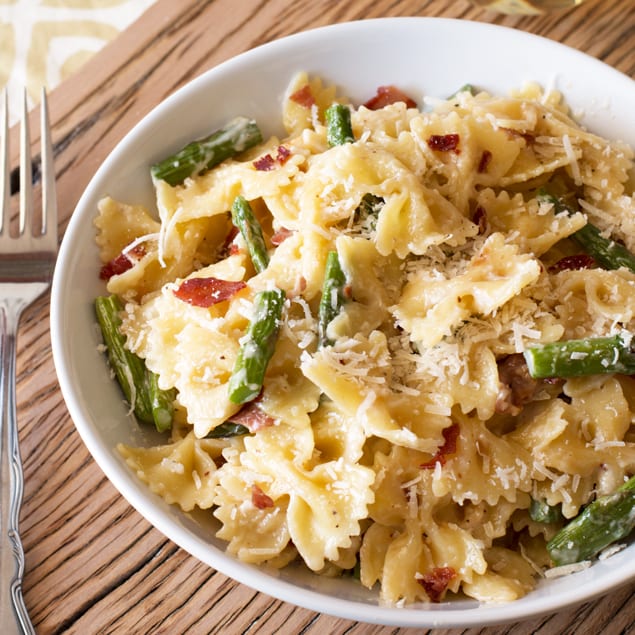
(13, 0, 634, 633)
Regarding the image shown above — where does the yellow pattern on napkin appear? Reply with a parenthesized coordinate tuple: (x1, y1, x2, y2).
(0, 0, 156, 121)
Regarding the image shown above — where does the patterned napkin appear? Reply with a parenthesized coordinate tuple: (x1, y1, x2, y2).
(0, 0, 156, 122)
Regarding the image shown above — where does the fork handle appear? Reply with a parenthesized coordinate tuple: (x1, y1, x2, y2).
(0, 302, 35, 635)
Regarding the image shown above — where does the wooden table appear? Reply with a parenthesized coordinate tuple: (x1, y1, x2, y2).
(14, 0, 634, 633)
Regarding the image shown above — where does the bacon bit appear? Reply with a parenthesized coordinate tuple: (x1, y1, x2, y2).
(427, 134, 460, 153)
(495, 353, 540, 415)
(173, 277, 246, 307)
(251, 484, 274, 509)
(473, 205, 487, 234)
(220, 225, 240, 257)
(253, 146, 292, 171)
(548, 254, 596, 273)
(99, 244, 146, 280)
(230, 399, 275, 432)
(496, 354, 563, 414)
(270, 227, 294, 245)
(477, 149, 492, 173)
(420, 423, 459, 469)
(276, 145, 291, 165)
(289, 84, 315, 109)
(363, 85, 417, 110)
(343, 284, 353, 300)
(223, 225, 239, 249)
(417, 567, 456, 602)
(253, 154, 276, 171)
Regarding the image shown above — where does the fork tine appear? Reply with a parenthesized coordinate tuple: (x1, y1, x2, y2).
(0, 88, 8, 235)
(40, 88, 56, 241)
(19, 88, 32, 237)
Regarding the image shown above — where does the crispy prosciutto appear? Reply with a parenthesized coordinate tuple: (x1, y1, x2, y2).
(253, 146, 292, 171)
(289, 84, 316, 109)
(417, 567, 457, 602)
(427, 134, 460, 153)
(221, 225, 240, 257)
(420, 423, 459, 469)
(477, 149, 493, 173)
(548, 254, 596, 273)
(99, 244, 146, 280)
(496, 354, 565, 414)
(363, 85, 417, 110)
(173, 277, 245, 307)
(270, 227, 294, 245)
(495, 353, 540, 415)
(251, 484, 274, 509)
(253, 154, 276, 171)
(229, 398, 276, 432)
(276, 145, 291, 164)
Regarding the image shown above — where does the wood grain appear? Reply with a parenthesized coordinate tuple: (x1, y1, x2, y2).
(12, 0, 634, 633)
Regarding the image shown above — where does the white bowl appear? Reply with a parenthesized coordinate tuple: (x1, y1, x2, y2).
(51, 17, 635, 628)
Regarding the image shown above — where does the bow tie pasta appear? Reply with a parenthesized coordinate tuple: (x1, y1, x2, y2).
(95, 72, 635, 606)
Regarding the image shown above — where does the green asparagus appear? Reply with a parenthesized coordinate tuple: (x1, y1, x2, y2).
(227, 288, 286, 404)
(318, 250, 348, 347)
(529, 498, 563, 524)
(523, 333, 635, 379)
(447, 84, 477, 99)
(572, 222, 635, 273)
(151, 116, 263, 186)
(205, 421, 250, 438)
(537, 189, 635, 273)
(325, 103, 354, 146)
(547, 475, 635, 566)
(95, 295, 175, 431)
(231, 195, 269, 273)
(148, 372, 176, 433)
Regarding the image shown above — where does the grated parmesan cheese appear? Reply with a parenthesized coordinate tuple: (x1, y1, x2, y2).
(544, 561, 591, 578)
(562, 133, 582, 186)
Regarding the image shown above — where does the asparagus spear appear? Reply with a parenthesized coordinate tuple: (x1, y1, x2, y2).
(529, 498, 563, 524)
(231, 195, 269, 273)
(227, 288, 286, 404)
(205, 421, 250, 438)
(547, 475, 635, 566)
(148, 372, 176, 433)
(572, 223, 635, 273)
(447, 84, 477, 99)
(318, 250, 348, 347)
(325, 103, 354, 146)
(151, 116, 263, 186)
(536, 189, 635, 273)
(95, 295, 175, 430)
(523, 333, 635, 378)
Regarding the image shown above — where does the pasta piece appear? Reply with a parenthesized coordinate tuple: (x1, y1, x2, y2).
(478, 189, 587, 256)
(432, 412, 534, 506)
(213, 466, 294, 564)
(118, 432, 222, 511)
(220, 424, 375, 571)
(393, 233, 541, 347)
(282, 71, 346, 137)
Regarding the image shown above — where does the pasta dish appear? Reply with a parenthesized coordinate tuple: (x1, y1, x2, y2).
(93, 72, 635, 604)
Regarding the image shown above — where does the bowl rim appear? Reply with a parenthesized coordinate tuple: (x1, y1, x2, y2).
(51, 16, 635, 628)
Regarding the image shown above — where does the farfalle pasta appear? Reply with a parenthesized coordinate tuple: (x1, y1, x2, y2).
(94, 71, 635, 605)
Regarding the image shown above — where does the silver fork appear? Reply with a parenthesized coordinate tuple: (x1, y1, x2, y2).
(0, 89, 57, 635)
